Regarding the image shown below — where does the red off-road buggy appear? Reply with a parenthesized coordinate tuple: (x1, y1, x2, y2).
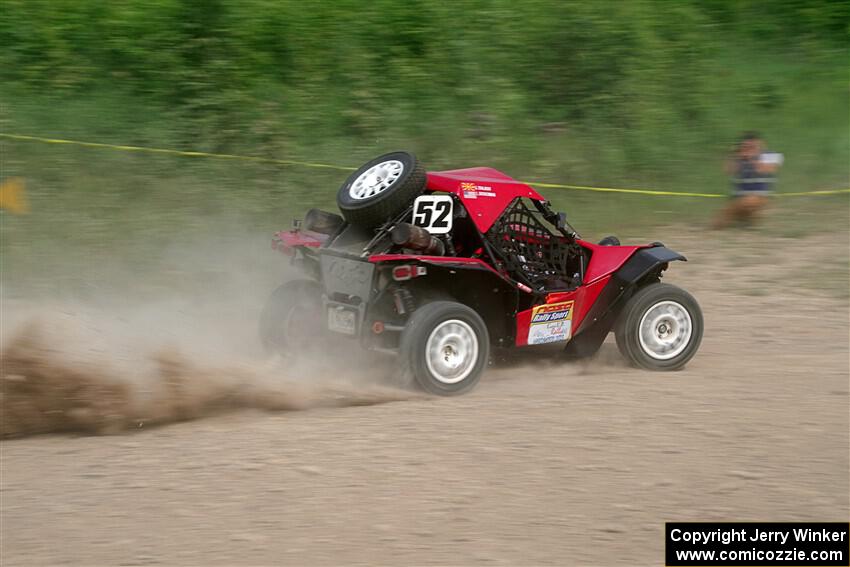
(262, 151, 703, 395)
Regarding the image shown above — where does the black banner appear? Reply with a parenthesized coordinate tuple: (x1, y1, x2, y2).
(666, 522, 849, 566)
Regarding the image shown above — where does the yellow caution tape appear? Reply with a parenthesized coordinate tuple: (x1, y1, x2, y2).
(0, 133, 356, 172)
(773, 188, 850, 197)
(524, 180, 726, 198)
(2, 132, 847, 198)
(525, 180, 850, 198)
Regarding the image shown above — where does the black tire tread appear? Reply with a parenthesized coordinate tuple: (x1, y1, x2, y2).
(337, 153, 427, 229)
(400, 301, 489, 396)
(259, 279, 321, 355)
(614, 283, 703, 371)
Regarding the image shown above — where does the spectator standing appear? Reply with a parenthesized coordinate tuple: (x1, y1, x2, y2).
(712, 132, 782, 229)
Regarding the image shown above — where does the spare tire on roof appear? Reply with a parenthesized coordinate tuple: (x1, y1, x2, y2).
(336, 151, 426, 229)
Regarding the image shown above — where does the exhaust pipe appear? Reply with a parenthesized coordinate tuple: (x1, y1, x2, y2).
(390, 223, 445, 256)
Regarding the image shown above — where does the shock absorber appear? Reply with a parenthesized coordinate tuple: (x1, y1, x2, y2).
(392, 287, 415, 315)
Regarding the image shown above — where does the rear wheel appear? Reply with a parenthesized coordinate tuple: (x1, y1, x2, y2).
(259, 280, 323, 357)
(336, 151, 426, 229)
(400, 301, 489, 395)
(614, 283, 703, 370)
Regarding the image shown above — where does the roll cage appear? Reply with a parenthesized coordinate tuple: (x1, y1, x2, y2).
(349, 194, 587, 293)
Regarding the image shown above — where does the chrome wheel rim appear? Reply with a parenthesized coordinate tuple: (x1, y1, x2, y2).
(425, 319, 478, 384)
(349, 160, 404, 200)
(638, 300, 693, 360)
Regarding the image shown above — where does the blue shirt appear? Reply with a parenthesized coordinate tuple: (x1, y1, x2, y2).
(733, 157, 775, 196)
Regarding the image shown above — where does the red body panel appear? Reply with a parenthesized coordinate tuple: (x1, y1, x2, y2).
(273, 167, 666, 351)
(367, 253, 521, 286)
(273, 229, 326, 253)
(426, 168, 544, 233)
(514, 276, 610, 346)
(579, 240, 645, 283)
(511, 242, 646, 345)
(369, 254, 490, 266)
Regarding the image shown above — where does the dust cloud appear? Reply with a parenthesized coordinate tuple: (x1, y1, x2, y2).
(0, 230, 415, 439)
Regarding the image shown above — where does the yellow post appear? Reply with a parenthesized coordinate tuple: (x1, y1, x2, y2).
(0, 177, 30, 214)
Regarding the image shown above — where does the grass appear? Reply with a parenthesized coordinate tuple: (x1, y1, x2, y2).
(2, 134, 847, 298)
(1, 43, 847, 295)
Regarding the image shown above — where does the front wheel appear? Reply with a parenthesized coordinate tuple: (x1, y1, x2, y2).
(614, 283, 703, 370)
(400, 301, 490, 395)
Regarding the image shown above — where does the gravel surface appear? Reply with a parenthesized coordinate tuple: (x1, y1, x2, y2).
(2, 229, 848, 566)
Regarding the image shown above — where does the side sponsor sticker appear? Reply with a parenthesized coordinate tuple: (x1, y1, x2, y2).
(528, 301, 574, 345)
(460, 181, 496, 198)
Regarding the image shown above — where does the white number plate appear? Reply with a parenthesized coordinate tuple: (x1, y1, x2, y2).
(411, 195, 453, 234)
(328, 307, 356, 335)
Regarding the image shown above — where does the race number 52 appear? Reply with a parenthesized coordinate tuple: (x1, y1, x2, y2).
(412, 195, 453, 234)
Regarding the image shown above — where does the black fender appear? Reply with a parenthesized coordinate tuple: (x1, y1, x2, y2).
(565, 246, 685, 357)
(384, 260, 520, 347)
(614, 245, 686, 285)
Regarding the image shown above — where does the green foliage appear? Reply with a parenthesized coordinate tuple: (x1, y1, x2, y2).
(2, 0, 844, 150)
(0, 0, 847, 293)
(1, 0, 847, 179)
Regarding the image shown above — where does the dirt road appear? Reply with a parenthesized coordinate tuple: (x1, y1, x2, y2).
(2, 229, 848, 566)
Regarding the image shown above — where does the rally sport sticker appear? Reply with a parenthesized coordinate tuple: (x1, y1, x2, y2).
(527, 301, 574, 345)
